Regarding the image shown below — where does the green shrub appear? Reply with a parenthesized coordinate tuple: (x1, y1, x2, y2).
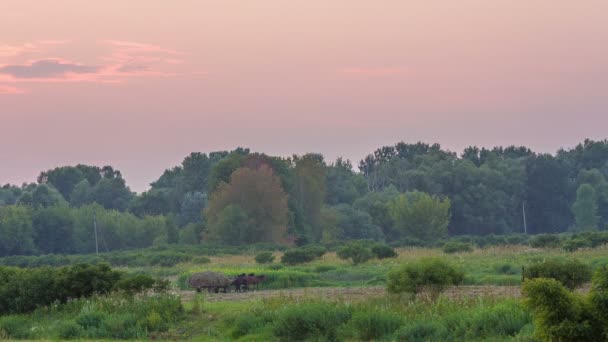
(371, 244, 398, 259)
(114, 274, 169, 295)
(55, 320, 84, 339)
(273, 302, 351, 341)
(76, 311, 107, 330)
(0, 316, 31, 339)
(192, 256, 211, 264)
(442, 241, 474, 254)
(350, 310, 402, 340)
(530, 234, 562, 248)
(387, 258, 464, 297)
(523, 278, 600, 341)
(255, 252, 276, 264)
(232, 313, 265, 338)
(337, 242, 374, 265)
(523, 259, 592, 289)
(281, 246, 325, 265)
(394, 321, 447, 342)
(300, 245, 327, 257)
(562, 237, 592, 252)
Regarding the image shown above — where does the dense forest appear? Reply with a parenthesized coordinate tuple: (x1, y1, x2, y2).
(1, 139, 607, 257)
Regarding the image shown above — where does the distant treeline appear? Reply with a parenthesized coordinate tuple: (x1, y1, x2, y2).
(1, 139, 608, 256)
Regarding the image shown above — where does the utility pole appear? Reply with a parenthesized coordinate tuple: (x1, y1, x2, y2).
(522, 201, 528, 234)
(93, 212, 99, 255)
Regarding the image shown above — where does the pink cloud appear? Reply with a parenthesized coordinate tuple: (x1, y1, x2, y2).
(340, 66, 409, 76)
(0, 40, 182, 88)
(0, 85, 25, 94)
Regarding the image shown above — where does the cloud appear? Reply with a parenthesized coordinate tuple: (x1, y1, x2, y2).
(340, 66, 408, 76)
(0, 85, 25, 94)
(0, 40, 69, 58)
(103, 40, 182, 55)
(0, 40, 183, 92)
(0, 59, 98, 79)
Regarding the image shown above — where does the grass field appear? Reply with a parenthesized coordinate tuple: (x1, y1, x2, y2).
(1, 244, 607, 340)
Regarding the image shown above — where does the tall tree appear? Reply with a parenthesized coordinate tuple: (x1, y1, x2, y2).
(572, 184, 599, 231)
(388, 191, 451, 241)
(205, 165, 289, 245)
(292, 154, 326, 242)
(0, 206, 35, 256)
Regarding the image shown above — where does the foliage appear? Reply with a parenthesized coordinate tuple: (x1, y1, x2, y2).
(337, 242, 374, 265)
(523, 259, 592, 289)
(205, 165, 289, 245)
(523, 278, 600, 341)
(281, 245, 326, 265)
(371, 244, 398, 259)
(387, 258, 464, 297)
(388, 191, 451, 241)
(442, 241, 474, 254)
(349, 310, 402, 340)
(273, 302, 351, 341)
(255, 251, 276, 264)
(572, 183, 599, 231)
(530, 234, 562, 248)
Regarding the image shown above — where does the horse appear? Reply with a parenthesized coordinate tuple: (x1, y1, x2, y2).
(244, 274, 266, 291)
(231, 273, 248, 292)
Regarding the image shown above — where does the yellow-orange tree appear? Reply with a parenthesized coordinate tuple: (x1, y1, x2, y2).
(205, 165, 289, 245)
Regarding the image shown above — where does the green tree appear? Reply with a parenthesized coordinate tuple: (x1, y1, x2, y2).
(32, 206, 74, 254)
(0, 206, 36, 256)
(388, 191, 450, 241)
(292, 154, 326, 242)
(572, 184, 599, 231)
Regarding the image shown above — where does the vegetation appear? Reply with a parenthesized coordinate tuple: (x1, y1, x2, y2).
(523, 258, 592, 289)
(443, 241, 474, 253)
(2, 139, 608, 258)
(254, 251, 276, 264)
(523, 267, 608, 341)
(387, 258, 464, 298)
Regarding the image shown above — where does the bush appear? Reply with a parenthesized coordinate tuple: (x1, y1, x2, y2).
(255, 251, 276, 264)
(76, 311, 107, 330)
(350, 310, 402, 340)
(281, 246, 325, 265)
(114, 274, 169, 295)
(55, 320, 84, 339)
(232, 313, 265, 338)
(387, 258, 464, 298)
(337, 242, 374, 265)
(371, 244, 398, 259)
(0, 316, 31, 339)
(562, 237, 592, 252)
(273, 302, 351, 341)
(523, 259, 592, 289)
(530, 234, 562, 248)
(442, 241, 474, 254)
(394, 321, 447, 342)
(523, 278, 599, 341)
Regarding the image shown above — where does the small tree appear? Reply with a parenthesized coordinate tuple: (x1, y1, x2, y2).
(387, 258, 464, 299)
(337, 242, 373, 265)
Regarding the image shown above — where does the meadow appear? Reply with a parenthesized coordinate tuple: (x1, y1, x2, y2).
(0, 238, 607, 340)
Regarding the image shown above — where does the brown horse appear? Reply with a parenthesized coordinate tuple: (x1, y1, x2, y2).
(243, 274, 266, 291)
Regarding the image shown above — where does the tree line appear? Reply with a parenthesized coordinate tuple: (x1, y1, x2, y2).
(1, 139, 607, 255)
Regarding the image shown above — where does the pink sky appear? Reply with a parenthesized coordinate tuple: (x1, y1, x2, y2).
(1, 0, 607, 192)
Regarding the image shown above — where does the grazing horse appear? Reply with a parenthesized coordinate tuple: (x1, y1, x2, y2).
(232, 273, 248, 292)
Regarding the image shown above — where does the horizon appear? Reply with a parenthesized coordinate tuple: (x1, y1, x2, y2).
(2, 1, 608, 192)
